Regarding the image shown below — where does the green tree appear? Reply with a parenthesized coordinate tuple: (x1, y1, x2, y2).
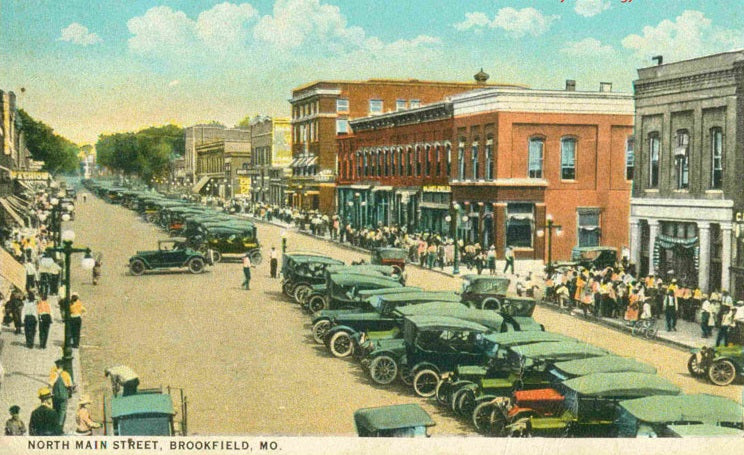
(95, 124, 184, 181)
(17, 109, 80, 175)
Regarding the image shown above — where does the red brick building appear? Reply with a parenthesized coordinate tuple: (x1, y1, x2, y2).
(288, 76, 524, 213)
(449, 82, 634, 261)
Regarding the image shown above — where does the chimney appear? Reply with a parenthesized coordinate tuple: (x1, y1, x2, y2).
(652, 55, 663, 66)
(565, 80, 576, 91)
(599, 82, 612, 93)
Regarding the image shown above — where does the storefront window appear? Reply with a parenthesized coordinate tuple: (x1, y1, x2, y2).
(578, 209, 600, 247)
(506, 203, 534, 248)
(649, 133, 660, 188)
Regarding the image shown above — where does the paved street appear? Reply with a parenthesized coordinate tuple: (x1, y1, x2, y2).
(72, 191, 742, 436)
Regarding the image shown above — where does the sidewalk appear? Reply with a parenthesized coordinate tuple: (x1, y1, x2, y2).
(242, 212, 705, 351)
(0, 293, 82, 434)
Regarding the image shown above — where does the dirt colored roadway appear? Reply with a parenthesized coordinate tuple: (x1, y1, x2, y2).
(72, 193, 740, 436)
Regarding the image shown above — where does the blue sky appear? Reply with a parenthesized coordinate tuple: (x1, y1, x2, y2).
(1, 0, 742, 145)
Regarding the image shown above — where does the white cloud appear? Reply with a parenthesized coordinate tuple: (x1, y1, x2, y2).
(561, 38, 614, 57)
(168, 80, 180, 87)
(454, 7, 558, 37)
(196, 2, 258, 49)
(622, 10, 744, 63)
(59, 23, 102, 46)
(574, 0, 611, 18)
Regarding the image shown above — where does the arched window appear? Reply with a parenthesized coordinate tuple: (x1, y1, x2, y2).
(398, 147, 404, 176)
(446, 143, 452, 178)
(407, 147, 413, 176)
(457, 139, 466, 180)
(356, 151, 361, 178)
(435, 144, 441, 177)
(363, 150, 369, 177)
(560, 137, 576, 180)
(485, 136, 494, 180)
(391, 147, 396, 176)
(471, 137, 479, 179)
(711, 128, 723, 189)
(415, 145, 421, 177)
(674, 129, 689, 189)
(648, 133, 660, 188)
(425, 145, 431, 177)
(528, 137, 544, 179)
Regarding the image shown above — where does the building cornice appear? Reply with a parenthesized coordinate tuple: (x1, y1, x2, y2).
(349, 102, 453, 132)
(634, 68, 739, 98)
(289, 88, 342, 104)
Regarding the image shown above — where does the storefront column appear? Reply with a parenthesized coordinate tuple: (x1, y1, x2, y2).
(648, 219, 659, 276)
(630, 218, 641, 270)
(697, 222, 710, 293)
(722, 223, 733, 292)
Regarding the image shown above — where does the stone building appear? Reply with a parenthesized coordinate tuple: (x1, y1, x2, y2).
(185, 124, 250, 186)
(289, 75, 524, 213)
(195, 140, 251, 199)
(630, 51, 744, 295)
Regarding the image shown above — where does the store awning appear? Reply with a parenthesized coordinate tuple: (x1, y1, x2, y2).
(0, 247, 26, 290)
(289, 156, 302, 167)
(0, 197, 25, 227)
(192, 176, 211, 193)
(305, 190, 320, 196)
(296, 157, 310, 168)
(350, 185, 372, 190)
(306, 156, 318, 167)
(372, 186, 394, 192)
(396, 189, 419, 196)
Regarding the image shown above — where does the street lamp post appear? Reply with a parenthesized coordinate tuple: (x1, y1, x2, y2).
(44, 229, 95, 381)
(447, 202, 466, 275)
(354, 193, 361, 229)
(537, 214, 563, 274)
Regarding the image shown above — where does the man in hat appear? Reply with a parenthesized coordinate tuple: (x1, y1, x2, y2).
(69, 293, 86, 348)
(700, 294, 712, 338)
(49, 359, 73, 429)
(29, 388, 61, 436)
(75, 395, 100, 435)
(269, 247, 278, 279)
(5, 405, 26, 435)
(663, 288, 678, 332)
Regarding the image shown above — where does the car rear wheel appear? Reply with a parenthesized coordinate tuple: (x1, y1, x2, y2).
(329, 331, 353, 358)
(312, 320, 331, 344)
(129, 259, 146, 276)
(398, 365, 413, 385)
(708, 359, 737, 386)
(435, 380, 452, 406)
(472, 402, 495, 434)
(307, 295, 327, 313)
(454, 388, 477, 417)
(369, 355, 398, 385)
(188, 258, 205, 274)
(282, 281, 295, 297)
(413, 369, 439, 397)
(687, 354, 706, 377)
(293, 284, 312, 304)
(249, 250, 263, 266)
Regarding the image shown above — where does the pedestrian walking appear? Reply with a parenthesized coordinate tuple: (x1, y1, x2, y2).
(29, 388, 60, 436)
(24, 259, 36, 293)
(5, 405, 26, 435)
(22, 292, 38, 349)
(37, 294, 52, 349)
(663, 288, 678, 332)
(487, 246, 496, 275)
(242, 252, 254, 290)
(82, 194, 87, 203)
(716, 304, 736, 346)
(700, 295, 712, 338)
(49, 359, 73, 429)
(69, 293, 86, 348)
(7, 288, 23, 335)
(503, 246, 515, 274)
(75, 395, 100, 436)
(269, 247, 278, 279)
(92, 258, 102, 286)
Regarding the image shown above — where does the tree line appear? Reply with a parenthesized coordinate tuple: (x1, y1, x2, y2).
(18, 109, 80, 175)
(95, 125, 184, 182)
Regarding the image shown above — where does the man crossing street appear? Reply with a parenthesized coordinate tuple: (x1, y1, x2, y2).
(269, 247, 278, 279)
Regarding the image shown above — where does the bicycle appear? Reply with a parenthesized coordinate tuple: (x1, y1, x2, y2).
(630, 318, 658, 339)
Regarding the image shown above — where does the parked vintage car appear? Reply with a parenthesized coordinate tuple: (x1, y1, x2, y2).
(460, 275, 509, 309)
(549, 355, 657, 381)
(189, 224, 261, 264)
(354, 404, 435, 437)
(128, 238, 212, 275)
(280, 254, 344, 300)
(615, 394, 744, 438)
(102, 365, 187, 436)
(308, 273, 403, 313)
(301, 267, 403, 310)
(687, 344, 744, 386)
(371, 248, 408, 274)
(553, 246, 618, 271)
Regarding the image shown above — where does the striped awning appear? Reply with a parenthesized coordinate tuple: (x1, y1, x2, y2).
(0, 240, 27, 289)
(192, 176, 211, 193)
(0, 197, 25, 227)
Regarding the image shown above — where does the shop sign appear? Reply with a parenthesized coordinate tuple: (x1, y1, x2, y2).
(11, 170, 49, 181)
(423, 185, 451, 193)
(237, 177, 252, 194)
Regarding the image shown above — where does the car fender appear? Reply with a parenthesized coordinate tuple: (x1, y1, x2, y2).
(368, 349, 403, 361)
(324, 325, 357, 343)
(712, 355, 741, 371)
(311, 314, 332, 325)
(474, 394, 500, 406)
(129, 256, 152, 268)
(411, 362, 440, 375)
(180, 255, 207, 267)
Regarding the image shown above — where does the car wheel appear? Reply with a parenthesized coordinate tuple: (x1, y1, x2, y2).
(398, 365, 413, 386)
(210, 250, 222, 263)
(413, 369, 439, 397)
(188, 258, 205, 274)
(282, 281, 295, 297)
(312, 320, 331, 344)
(473, 402, 495, 434)
(435, 379, 452, 406)
(249, 250, 263, 266)
(129, 259, 146, 276)
(687, 354, 706, 377)
(392, 265, 403, 275)
(329, 331, 354, 358)
(645, 326, 658, 339)
(455, 388, 477, 417)
(369, 355, 398, 385)
(708, 359, 737, 386)
(293, 284, 312, 304)
(481, 298, 501, 311)
(308, 295, 327, 313)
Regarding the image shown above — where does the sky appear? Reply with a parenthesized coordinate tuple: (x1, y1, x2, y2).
(1, 0, 743, 145)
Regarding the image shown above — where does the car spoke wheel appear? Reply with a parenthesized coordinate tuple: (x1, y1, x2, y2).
(708, 359, 737, 386)
(282, 281, 295, 297)
(188, 258, 205, 274)
(369, 355, 398, 385)
(249, 250, 262, 266)
(308, 295, 327, 313)
(329, 331, 353, 358)
(129, 259, 146, 276)
(413, 369, 439, 397)
(454, 388, 477, 417)
(312, 320, 331, 344)
(398, 365, 413, 385)
(435, 380, 452, 406)
(293, 284, 311, 304)
(687, 354, 706, 377)
(481, 298, 502, 311)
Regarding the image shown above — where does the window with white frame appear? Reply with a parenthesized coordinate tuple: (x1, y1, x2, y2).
(369, 99, 383, 115)
(485, 137, 494, 180)
(336, 98, 349, 112)
(711, 128, 723, 189)
(425, 145, 431, 176)
(648, 133, 660, 188)
(396, 99, 407, 111)
(625, 136, 635, 181)
(506, 203, 534, 248)
(409, 99, 420, 109)
(577, 209, 601, 247)
(471, 138, 479, 180)
(674, 129, 690, 189)
(457, 140, 465, 180)
(446, 143, 452, 177)
(560, 137, 576, 180)
(528, 138, 544, 179)
(336, 119, 348, 134)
